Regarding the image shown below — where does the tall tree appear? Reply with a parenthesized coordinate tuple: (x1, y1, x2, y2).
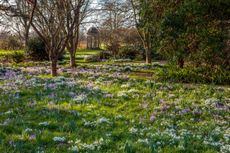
(28, 0, 79, 76)
(66, 0, 90, 68)
(99, 0, 133, 56)
(159, 0, 230, 68)
(130, 0, 154, 64)
(0, 0, 35, 47)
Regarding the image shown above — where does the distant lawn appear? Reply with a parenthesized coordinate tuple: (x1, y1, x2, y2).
(0, 49, 101, 57)
(76, 48, 102, 55)
(64, 48, 102, 63)
(0, 48, 103, 65)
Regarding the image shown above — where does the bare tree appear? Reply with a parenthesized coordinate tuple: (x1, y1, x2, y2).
(0, 0, 33, 46)
(98, 0, 133, 56)
(99, 0, 133, 29)
(28, 0, 79, 76)
(66, 0, 90, 68)
(14, 0, 32, 46)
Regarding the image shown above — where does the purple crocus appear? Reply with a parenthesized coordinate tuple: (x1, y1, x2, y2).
(150, 115, 156, 121)
(181, 108, 190, 114)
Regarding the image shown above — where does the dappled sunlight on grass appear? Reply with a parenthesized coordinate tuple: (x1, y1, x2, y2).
(0, 50, 24, 55)
(0, 61, 230, 152)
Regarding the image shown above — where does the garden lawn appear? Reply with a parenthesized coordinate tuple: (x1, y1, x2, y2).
(0, 62, 229, 153)
(64, 49, 102, 63)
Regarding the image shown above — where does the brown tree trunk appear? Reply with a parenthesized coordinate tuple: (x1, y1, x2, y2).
(24, 31, 29, 47)
(178, 58, 184, 68)
(24, 22, 30, 47)
(70, 52, 76, 68)
(51, 59, 58, 76)
(145, 45, 152, 64)
(67, 38, 77, 68)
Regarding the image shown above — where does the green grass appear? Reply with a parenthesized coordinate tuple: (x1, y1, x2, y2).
(0, 50, 24, 55)
(0, 48, 102, 64)
(76, 48, 102, 55)
(0, 62, 229, 152)
(63, 48, 102, 63)
(0, 50, 25, 64)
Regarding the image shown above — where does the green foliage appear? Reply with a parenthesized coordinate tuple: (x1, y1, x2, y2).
(156, 65, 230, 85)
(0, 50, 25, 63)
(26, 37, 49, 61)
(134, 0, 165, 61)
(135, 0, 230, 68)
(118, 46, 141, 60)
(124, 142, 135, 153)
(158, 0, 229, 69)
(11, 51, 25, 63)
(99, 51, 113, 60)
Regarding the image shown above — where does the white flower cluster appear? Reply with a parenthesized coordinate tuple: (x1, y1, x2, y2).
(84, 117, 110, 128)
(129, 127, 138, 134)
(73, 94, 88, 103)
(117, 91, 129, 99)
(121, 83, 132, 88)
(97, 117, 110, 124)
(71, 138, 108, 152)
(220, 144, 230, 153)
(53, 136, 66, 142)
(24, 128, 33, 133)
(38, 121, 49, 126)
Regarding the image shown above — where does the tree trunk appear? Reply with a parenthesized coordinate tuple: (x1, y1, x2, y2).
(51, 59, 58, 76)
(178, 58, 184, 68)
(145, 45, 152, 64)
(24, 23, 30, 47)
(70, 52, 76, 68)
(24, 32, 29, 47)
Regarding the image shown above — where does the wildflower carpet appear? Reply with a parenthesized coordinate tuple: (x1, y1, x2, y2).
(0, 63, 229, 153)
